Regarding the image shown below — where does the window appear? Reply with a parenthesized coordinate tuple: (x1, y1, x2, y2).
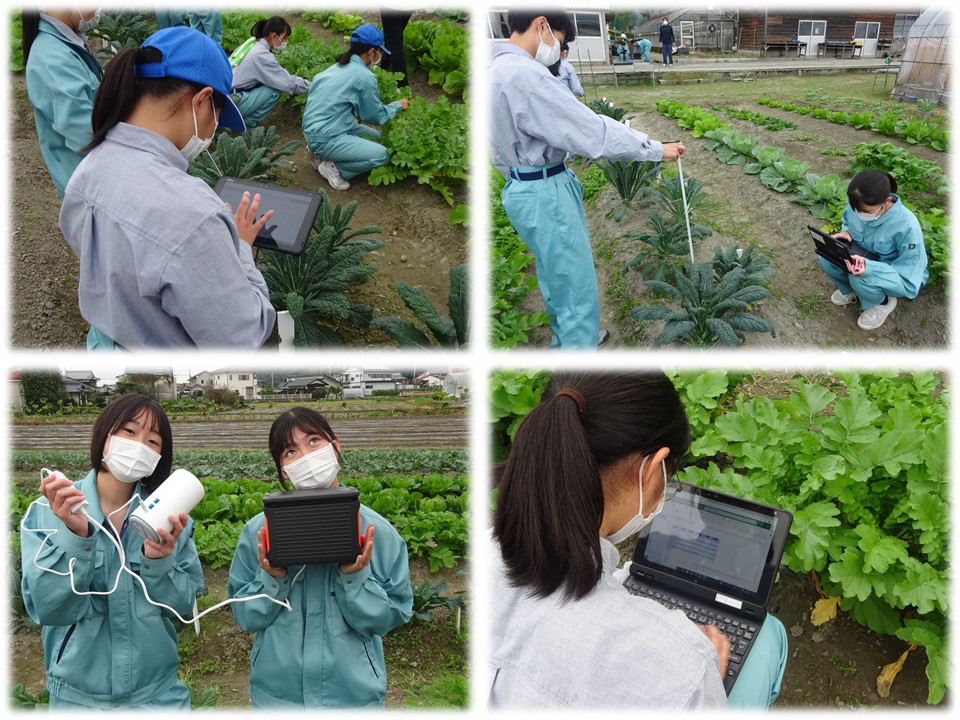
(854, 22, 879, 40)
(239, 374, 250, 381)
(893, 14, 918, 37)
(489, 11, 509, 39)
(573, 12, 601, 38)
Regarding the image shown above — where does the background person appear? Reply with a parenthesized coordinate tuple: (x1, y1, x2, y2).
(155, 9, 186, 30)
(228, 407, 413, 708)
(231, 16, 311, 129)
(636, 37, 652, 62)
(557, 42, 584, 97)
(302, 23, 410, 191)
(21, 9, 103, 198)
(380, 7, 414, 88)
(616, 34, 631, 62)
(660, 19, 675, 65)
(59, 26, 276, 349)
(489, 371, 788, 709)
(489, 11, 685, 350)
(188, 10, 222, 46)
(820, 169, 927, 330)
(20, 394, 203, 709)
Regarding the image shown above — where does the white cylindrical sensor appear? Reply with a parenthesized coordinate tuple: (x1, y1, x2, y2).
(129, 469, 205, 543)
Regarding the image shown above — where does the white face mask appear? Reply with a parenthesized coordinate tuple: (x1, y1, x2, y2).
(103, 435, 162, 484)
(605, 457, 667, 545)
(180, 96, 218, 163)
(272, 39, 287, 54)
(535, 22, 562, 68)
(856, 206, 884, 222)
(77, 8, 101, 33)
(284, 443, 340, 489)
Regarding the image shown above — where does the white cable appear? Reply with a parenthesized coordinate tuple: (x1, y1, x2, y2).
(24, 469, 296, 623)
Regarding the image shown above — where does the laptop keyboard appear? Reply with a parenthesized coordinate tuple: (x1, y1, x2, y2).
(623, 577, 757, 688)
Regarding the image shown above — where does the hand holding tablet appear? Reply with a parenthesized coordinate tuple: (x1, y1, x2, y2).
(214, 177, 323, 256)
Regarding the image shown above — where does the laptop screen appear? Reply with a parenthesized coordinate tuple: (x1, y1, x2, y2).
(631, 483, 792, 607)
(640, 491, 777, 596)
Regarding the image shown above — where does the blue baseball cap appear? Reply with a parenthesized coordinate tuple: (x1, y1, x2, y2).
(134, 26, 245, 132)
(350, 23, 391, 54)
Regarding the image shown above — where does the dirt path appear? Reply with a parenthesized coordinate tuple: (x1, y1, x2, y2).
(11, 414, 469, 450)
(9, 9, 467, 349)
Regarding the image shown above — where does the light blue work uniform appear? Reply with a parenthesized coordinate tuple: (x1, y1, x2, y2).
(617, 43, 631, 62)
(24, 16, 102, 198)
(489, 533, 787, 709)
(302, 55, 404, 180)
(155, 9, 187, 29)
(637, 38, 652, 62)
(20, 469, 204, 709)
(232, 38, 311, 128)
(60, 122, 276, 349)
(188, 10, 223, 45)
(817, 194, 928, 310)
(228, 504, 413, 709)
(557, 58, 584, 97)
(490, 43, 665, 349)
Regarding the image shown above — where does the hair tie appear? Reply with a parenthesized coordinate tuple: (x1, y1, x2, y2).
(556, 389, 586, 419)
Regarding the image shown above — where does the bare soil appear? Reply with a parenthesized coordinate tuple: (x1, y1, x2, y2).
(516, 72, 948, 349)
(9, 10, 467, 350)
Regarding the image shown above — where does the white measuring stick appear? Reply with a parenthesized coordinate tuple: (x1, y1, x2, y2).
(676, 156, 695, 265)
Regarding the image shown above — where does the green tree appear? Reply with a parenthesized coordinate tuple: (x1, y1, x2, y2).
(20, 371, 68, 411)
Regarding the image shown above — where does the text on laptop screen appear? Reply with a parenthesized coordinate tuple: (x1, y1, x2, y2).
(641, 492, 778, 596)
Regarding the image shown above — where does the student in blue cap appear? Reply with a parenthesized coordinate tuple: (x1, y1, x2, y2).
(228, 407, 413, 708)
(302, 23, 410, 191)
(231, 16, 311, 128)
(21, 9, 103, 197)
(490, 11, 685, 350)
(59, 26, 277, 349)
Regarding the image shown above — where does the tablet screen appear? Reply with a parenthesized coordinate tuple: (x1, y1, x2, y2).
(214, 177, 322, 255)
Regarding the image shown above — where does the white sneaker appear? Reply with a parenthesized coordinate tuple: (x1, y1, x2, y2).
(316, 160, 350, 190)
(310, 152, 323, 172)
(857, 296, 897, 330)
(831, 289, 859, 306)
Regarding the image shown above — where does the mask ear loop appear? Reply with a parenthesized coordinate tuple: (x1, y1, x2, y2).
(203, 95, 224, 176)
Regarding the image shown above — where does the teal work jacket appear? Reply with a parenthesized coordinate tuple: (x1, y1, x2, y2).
(841, 193, 928, 298)
(302, 55, 403, 142)
(19, 469, 203, 708)
(24, 17, 102, 197)
(228, 503, 413, 708)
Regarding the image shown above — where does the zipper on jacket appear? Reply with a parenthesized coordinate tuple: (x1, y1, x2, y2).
(363, 641, 380, 679)
(56, 624, 77, 663)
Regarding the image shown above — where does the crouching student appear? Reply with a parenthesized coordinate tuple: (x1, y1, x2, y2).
(302, 23, 410, 191)
(20, 394, 203, 709)
(231, 16, 311, 129)
(819, 169, 928, 330)
(228, 407, 413, 708)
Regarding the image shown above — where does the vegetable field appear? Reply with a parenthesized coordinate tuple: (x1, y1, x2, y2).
(9, 422, 469, 707)
(10, 9, 469, 349)
(492, 72, 948, 349)
(491, 369, 947, 707)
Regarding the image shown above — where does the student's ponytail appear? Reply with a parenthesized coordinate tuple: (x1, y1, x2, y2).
(495, 386, 605, 601)
(21, 11, 41, 65)
(337, 42, 375, 65)
(251, 16, 291, 40)
(85, 46, 218, 152)
(494, 371, 691, 602)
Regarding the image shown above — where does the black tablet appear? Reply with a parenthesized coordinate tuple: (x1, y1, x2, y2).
(807, 225, 878, 270)
(214, 177, 322, 256)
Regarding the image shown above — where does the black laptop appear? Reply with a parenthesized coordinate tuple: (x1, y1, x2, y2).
(808, 225, 879, 271)
(622, 482, 792, 695)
